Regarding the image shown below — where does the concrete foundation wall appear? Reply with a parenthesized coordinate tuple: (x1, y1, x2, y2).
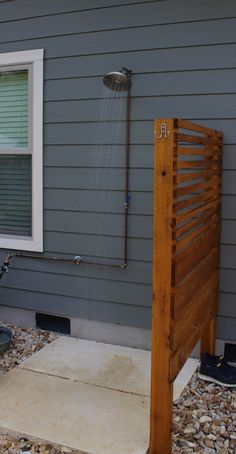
(0, 305, 234, 356)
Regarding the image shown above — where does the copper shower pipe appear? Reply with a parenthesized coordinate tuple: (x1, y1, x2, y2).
(1, 70, 132, 271)
(123, 81, 131, 268)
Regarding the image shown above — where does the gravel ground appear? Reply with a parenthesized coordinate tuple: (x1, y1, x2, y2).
(0, 323, 235, 453)
(173, 375, 236, 453)
(0, 432, 81, 454)
(0, 323, 57, 374)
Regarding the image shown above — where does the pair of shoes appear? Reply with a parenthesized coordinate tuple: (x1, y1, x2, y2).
(199, 352, 236, 387)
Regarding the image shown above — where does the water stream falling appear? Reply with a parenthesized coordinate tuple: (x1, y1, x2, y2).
(90, 85, 127, 264)
(82, 83, 128, 304)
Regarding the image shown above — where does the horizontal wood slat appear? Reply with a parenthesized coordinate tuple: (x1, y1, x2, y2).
(174, 247, 219, 317)
(171, 271, 219, 350)
(176, 198, 219, 225)
(175, 206, 219, 240)
(176, 159, 220, 169)
(175, 225, 220, 284)
(176, 171, 216, 183)
(177, 146, 221, 156)
(175, 132, 222, 146)
(176, 119, 223, 138)
(176, 179, 219, 197)
(174, 189, 217, 211)
(176, 213, 219, 252)
(170, 294, 218, 382)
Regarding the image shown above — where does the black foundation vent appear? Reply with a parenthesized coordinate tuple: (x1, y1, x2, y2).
(36, 313, 71, 334)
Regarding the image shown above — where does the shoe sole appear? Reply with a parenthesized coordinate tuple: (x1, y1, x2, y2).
(198, 373, 236, 388)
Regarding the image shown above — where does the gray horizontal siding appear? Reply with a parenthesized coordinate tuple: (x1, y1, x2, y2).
(221, 221, 236, 244)
(43, 120, 236, 146)
(0, 268, 152, 307)
(44, 96, 236, 123)
(44, 70, 236, 100)
(0, 1, 156, 23)
(44, 168, 153, 191)
(43, 211, 153, 239)
(44, 189, 153, 215)
(44, 145, 154, 168)
(221, 197, 236, 220)
(220, 269, 236, 294)
(0, 1, 233, 43)
(0, 18, 235, 59)
(222, 172, 236, 194)
(0, 0, 232, 25)
(44, 144, 236, 169)
(221, 246, 236, 269)
(44, 45, 236, 79)
(0, 251, 152, 285)
(44, 122, 152, 144)
(43, 232, 152, 262)
(0, 287, 151, 328)
(219, 294, 236, 318)
(217, 316, 236, 342)
(0, 0, 235, 339)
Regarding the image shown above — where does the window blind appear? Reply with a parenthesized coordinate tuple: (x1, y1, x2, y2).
(0, 70, 28, 149)
(0, 155, 31, 236)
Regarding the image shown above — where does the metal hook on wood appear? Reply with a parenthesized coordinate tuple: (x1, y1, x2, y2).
(156, 122, 170, 139)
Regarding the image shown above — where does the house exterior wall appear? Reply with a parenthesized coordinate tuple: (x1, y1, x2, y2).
(0, 0, 235, 342)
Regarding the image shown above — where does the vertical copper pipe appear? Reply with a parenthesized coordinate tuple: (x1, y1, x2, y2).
(123, 82, 131, 268)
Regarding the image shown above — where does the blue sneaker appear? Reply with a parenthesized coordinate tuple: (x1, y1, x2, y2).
(198, 353, 236, 387)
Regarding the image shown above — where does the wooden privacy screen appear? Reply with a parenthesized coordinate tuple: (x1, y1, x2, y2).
(148, 119, 222, 454)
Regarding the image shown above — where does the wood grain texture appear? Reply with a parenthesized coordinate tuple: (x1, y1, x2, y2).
(149, 118, 222, 454)
(149, 119, 176, 454)
(201, 317, 217, 355)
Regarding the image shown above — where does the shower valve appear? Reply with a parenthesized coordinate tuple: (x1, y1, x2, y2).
(73, 256, 82, 265)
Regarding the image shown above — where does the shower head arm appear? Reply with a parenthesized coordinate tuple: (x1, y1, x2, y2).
(121, 67, 132, 75)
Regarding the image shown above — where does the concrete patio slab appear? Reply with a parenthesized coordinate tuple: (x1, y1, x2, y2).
(19, 337, 199, 399)
(20, 337, 150, 396)
(0, 337, 199, 454)
(0, 368, 149, 454)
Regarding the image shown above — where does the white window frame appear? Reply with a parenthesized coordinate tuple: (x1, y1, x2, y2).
(0, 49, 44, 252)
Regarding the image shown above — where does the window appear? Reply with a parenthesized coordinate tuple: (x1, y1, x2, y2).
(0, 49, 43, 251)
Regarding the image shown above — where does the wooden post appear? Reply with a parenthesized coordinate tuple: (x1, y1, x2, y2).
(201, 317, 216, 355)
(148, 119, 176, 454)
(200, 129, 221, 357)
(201, 134, 217, 357)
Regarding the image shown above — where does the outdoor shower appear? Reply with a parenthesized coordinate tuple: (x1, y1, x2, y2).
(103, 67, 132, 268)
(103, 67, 132, 92)
(0, 68, 132, 271)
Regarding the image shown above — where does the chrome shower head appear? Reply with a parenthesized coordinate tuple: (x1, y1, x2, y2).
(103, 67, 132, 92)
